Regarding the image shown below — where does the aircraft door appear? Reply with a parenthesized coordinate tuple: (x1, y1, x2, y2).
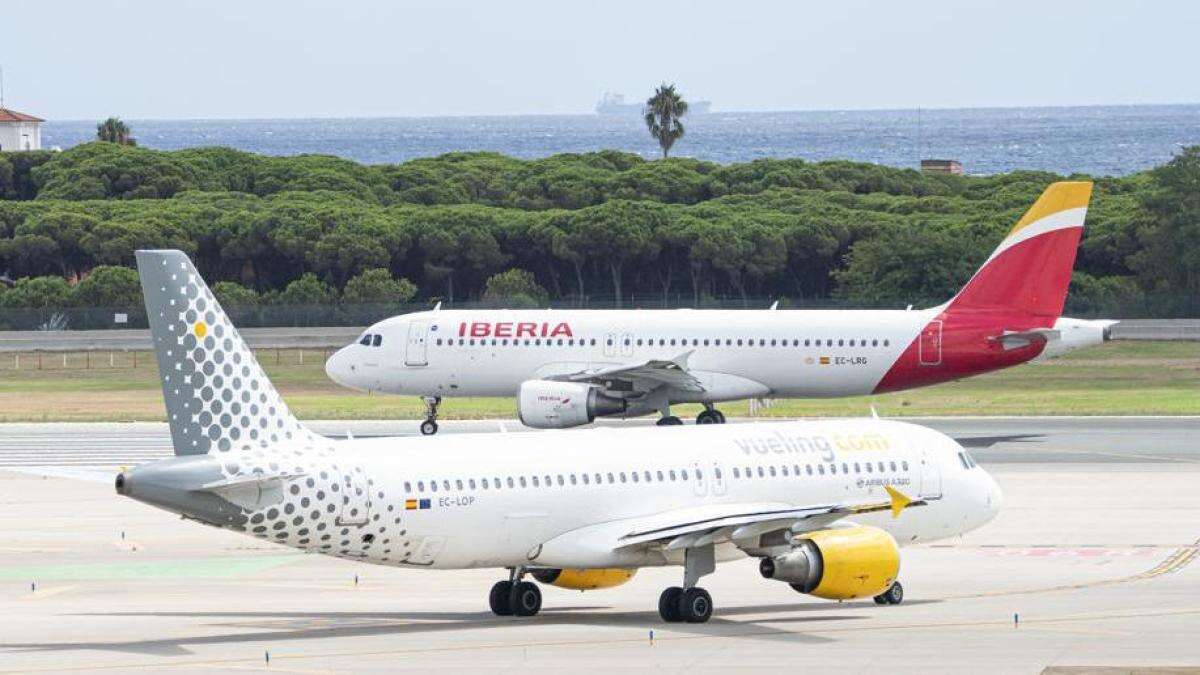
(336, 472, 371, 526)
(405, 321, 429, 366)
(919, 320, 943, 366)
(603, 332, 617, 358)
(710, 461, 727, 496)
(918, 448, 943, 500)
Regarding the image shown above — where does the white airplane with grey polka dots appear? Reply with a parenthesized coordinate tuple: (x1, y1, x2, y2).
(118, 249, 1002, 622)
(325, 182, 1113, 434)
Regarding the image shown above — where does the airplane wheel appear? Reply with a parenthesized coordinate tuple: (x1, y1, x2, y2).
(658, 586, 684, 622)
(885, 582, 904, 605)
(712, 410, 726, 424)
(656, 416, 683, 426)
(420, 420, 439, 436)
(696, 410, 719, 425)
(874, 581, 903, 605)
(511, 581, 542, 617)
(489, 580, 513, 616)
(678, 587, 713, 623)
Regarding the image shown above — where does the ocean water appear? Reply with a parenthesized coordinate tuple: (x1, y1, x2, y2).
(40, 104, 1200, 176)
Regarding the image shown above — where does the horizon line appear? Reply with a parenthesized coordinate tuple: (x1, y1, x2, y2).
(33, 100, 1200, 124)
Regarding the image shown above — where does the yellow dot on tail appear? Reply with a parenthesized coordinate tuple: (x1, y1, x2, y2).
(193, 321, 207, 338)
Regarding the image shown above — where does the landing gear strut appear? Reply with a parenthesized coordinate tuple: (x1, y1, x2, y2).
(656, 402, 684, 427)
(658, 543, 716, 623)
(873, 581, 904, 605)
(420, 396, 441, 436)
(489, 567, 542, 617)
(695, 403, 726, 425)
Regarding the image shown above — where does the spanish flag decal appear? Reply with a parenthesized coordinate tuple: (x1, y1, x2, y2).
(819, 356, 831, 365)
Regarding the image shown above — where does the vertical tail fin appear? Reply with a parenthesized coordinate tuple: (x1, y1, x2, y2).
(136, 250, 306, 456)
(947, 181, 1093, 319)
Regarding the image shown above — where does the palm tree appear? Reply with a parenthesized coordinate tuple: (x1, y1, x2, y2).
(644, 83, 688, 158)
(96, 117, 136, 146)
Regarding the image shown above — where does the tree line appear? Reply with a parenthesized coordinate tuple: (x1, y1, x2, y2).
(0, 141, 1197, 321)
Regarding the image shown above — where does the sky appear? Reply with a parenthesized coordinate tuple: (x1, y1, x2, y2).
(2, 0, 1198, 120)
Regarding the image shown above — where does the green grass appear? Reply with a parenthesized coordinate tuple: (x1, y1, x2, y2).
(0, 341, 1196, 422)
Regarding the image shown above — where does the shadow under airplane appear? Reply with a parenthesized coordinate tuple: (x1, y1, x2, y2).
(0, 599, 941, 656)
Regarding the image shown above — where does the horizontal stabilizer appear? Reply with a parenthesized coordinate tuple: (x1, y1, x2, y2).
(991, 328, 1060, 351)
(197, 472, 307, 510)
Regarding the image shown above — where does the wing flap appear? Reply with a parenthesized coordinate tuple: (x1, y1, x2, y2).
(616, 488, 925, 550)
(552, 352, 704, 392)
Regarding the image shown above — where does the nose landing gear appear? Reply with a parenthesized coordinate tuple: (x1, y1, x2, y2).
(420, 396, 441, 436)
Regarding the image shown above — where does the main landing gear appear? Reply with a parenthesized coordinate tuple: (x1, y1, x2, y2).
(489, 568, 542, 617)
(656, 403, 726, 427)
(658, 543, 716, 623)
(695, 403, 726, 425)
(873, 581, 904, 605)
(658, 586, 713, 623)
(420, 396, 440, 436)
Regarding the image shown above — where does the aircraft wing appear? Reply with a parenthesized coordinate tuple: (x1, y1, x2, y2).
(549, 352, 704, 392)
(615, 486, 922, 550)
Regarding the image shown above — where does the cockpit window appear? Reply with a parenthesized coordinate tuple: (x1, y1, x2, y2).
(372, 334, 383, 347)
(359, 334, 371, 346)
(958, 451, 979, 469)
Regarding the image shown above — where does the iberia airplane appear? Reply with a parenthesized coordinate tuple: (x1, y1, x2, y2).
(326, 182, 1114, 435)
(119, 249, 1001, 622)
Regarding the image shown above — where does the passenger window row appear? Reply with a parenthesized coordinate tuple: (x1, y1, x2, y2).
(403, 459, 911, 495)
(434, 336, 891, 348)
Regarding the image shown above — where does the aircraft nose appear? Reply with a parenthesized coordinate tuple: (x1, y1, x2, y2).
(325, 347, 355, 387)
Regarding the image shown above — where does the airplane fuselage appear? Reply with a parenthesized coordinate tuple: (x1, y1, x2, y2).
(119, 419, 1000, 571)
(328, 307, 1097, 403)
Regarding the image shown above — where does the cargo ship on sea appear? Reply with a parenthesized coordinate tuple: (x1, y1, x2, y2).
(594, 92, 711, 115)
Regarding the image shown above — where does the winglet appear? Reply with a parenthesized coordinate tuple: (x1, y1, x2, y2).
(885, 485, 913, 518)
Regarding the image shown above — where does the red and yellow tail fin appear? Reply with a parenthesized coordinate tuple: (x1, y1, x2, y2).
(948, 181, 1092, 319)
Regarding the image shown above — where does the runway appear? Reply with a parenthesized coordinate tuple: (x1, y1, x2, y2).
(0, 416, 1195, 470)
(1, 417, 1198, 672)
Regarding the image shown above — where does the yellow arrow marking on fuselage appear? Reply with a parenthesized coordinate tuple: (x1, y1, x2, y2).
(885, 485, 913, 518)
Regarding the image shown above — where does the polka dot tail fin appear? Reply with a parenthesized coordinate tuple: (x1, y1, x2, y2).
(135, 250, 311, 456)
